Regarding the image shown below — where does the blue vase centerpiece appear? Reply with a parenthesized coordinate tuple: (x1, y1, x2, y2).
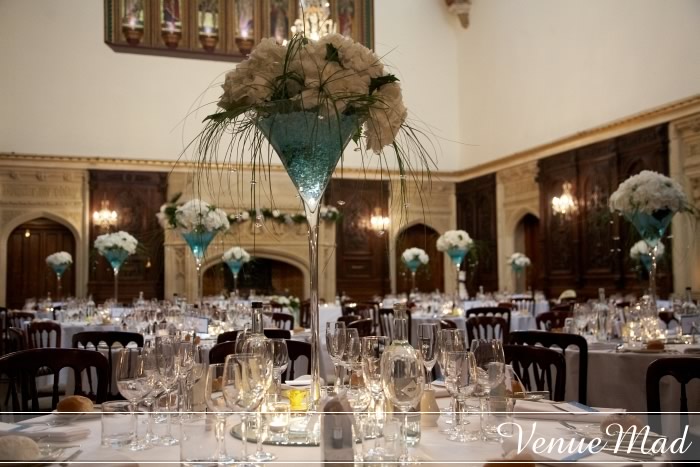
(181, 229, 218, 304)
(256, 109, 360, 407)
(447, 247, 468, 269)
(223, 246, 250, 295)
(101, 248, 131, 304)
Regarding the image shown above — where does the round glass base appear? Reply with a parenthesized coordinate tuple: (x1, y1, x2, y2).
(157, 434, 179, 446)
(248, 451, 276, 462)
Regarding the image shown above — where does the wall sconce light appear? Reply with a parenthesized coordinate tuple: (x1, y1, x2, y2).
(24, 229, 31, 238)
(445, 0, 472, 28)
(369, 207, 390, 236)
(551, 182, 578, 217)
(93, 197, 118, 231)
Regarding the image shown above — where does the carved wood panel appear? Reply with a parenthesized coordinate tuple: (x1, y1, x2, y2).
(456, 174, 498, 292)
(88, 170, 168, 303)
(537, 124, 672, 299)
(326, 178, 389, 301)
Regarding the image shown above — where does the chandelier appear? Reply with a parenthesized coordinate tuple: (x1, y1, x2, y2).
(551, 182, 578, 217)
(369, 207, 390, 236)
(291, 0, 336, 41)
(93, 198, 118, 231)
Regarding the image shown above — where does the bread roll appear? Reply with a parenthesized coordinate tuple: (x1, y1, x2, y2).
(56, 395, 94, 412)
(0, 435, 40, 461)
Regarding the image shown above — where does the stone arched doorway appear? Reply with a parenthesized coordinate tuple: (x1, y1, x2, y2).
(514, 213, 541, 292)
(395, 223, 444, 294)
(203, 257, 305, 298)
(6, 217, 77, 308)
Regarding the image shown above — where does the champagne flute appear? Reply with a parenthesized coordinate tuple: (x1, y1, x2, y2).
(381, 339, 424, 463)
(361, 336, 389, 460)
(155, 335, 180, 446)
(141, 342, 161, 446)
(418, 323, 438, 389)
(270, 338, 289, 396)
(205, 363, 236, 463)
(116, 347, 155, 451)
(444, 350, 478, 442)
(340, 328, 361, 382)
(437, 329, 468, 433)
(326, 321, 346, 393)
(177, 341, 195, 416)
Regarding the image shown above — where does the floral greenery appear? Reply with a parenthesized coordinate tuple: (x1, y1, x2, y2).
(230, 205, 341, 225)
(189, 33, 435, 221)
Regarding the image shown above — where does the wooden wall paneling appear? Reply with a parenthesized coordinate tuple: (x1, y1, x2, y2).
(456, 174, 498, 292)
(88, 170, 168, 303)
(326, 179, 390, 301)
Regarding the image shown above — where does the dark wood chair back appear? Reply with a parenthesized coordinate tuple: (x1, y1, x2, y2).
(551, 302, 574, 312)
(439, 319, 458, 330)
(512, 298, 535, 314)
(536, 310, 572, 331)
(504, 344, 566, 401)
(217, 330, 240, 344)
(264, 328, 291, 340)
(7, 311, 35, 330)
(466, 307, 512, 330)
(497, 302, 517, 310)
(337, 315, 361, 326)
(72, 331, 144, 397)
(348, 318, 373, 338)
(466, 316, 509, 343)
(272, 312, 294, 330)
(509, 331, 588, 404)
(378, 308, 412, 342)
(7, 327, 27, 353)
(0, 348, 108, 411)
(283, 340, 311, 383)
(299, 300, 311, 328)
(209, 341, 237, 365)
(658, 311, 680, 329)
(27, 321, 61, 348)
(646, 357, 700, 434)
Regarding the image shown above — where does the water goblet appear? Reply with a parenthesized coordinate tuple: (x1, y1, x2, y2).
(205, 363, 236, 463)
(361, 336, 389, 460)
(116, 347, 155, 451)
(444, 350, 478, 442)
(155, 335, 180, 446)
(270, 338, 289, 396)
(418, 323, 438, 389)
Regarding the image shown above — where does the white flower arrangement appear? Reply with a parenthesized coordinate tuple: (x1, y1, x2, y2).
(46, 251, 72, 267)
(320, 205, 340, 221)
(94, 231, 138, 255)
(436, 230, 473, 252)
(157, 198, 230, 233)
(609, 170, 692, 215)
(269, 295, 301, 310)
(630, 240, 665, 260)
(217, 34, 407, 154)
(507, 252, 531, 268)
(401, 248, 429, 265)
(222, 246, 251, 263)
(231, 206, 340, 224)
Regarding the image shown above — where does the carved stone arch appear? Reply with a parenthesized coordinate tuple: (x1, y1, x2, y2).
(505, 207, 539, 243)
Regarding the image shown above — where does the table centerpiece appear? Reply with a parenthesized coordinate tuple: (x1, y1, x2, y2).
(630, 239, 665, 275)
(437, 230, 473, 309)
(45, 251, 72, 299)
(401, 247, 429, 296)
(222, 246, 250, 294)
(193, 33, 433, 406)
(94, 231, 138, 303)
(507, 252, 531, 294)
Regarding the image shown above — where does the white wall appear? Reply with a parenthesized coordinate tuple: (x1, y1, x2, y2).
(458, 0, 700, 169)
(0, 0, 463, 171)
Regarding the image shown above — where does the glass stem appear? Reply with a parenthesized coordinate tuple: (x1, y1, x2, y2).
(411, 271, 416, 297)
(196, 261, 203, 308)
(234, 273, 238, 295)
(304, 204, 322, 407)
(402, 412, 409, 461)
(455, 262, 461, 307)
(648, 244, 658, 311)
(165, 389, 174, 438)
(256, 409, 264, 455)
(114, 267, 119, 303)
(56, 273, 62, 300)
(130, 401, 138, 447)
(240, 414, 249, 460)
(215, 413, 227, 459)
(146, 398, 155, 439)
(333, 363, 342, 393)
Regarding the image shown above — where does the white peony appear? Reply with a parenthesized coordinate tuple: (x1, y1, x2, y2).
(436, 230, 473, 251)
(507, 252, 531, 268)
(46, 251, 72, 267)
(402, 247, 429, 265)
(222, 246, 251, 263)
(172, 199, 229, 233)
(609, 170, 691, 215)
(94, 231, 138, 255)
(630, 240, 665, 260)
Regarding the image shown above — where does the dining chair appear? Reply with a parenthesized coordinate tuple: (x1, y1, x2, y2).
(27, 321, 62, 349)
(337, 315, 361, 327)
(378, 307, 412, 342)
(535, 310, 572, 331)
(6, 327, 27, 353)
(348, 318, 373, 338)
(272, 312, 294, 330)
(512, 298, 536, 315)
(299, 300, 311, 328)
(438, 319, 458, 330)
(0, 348, 109, 411)
(216, 330, 241, 345)
(7, 311, 35, 330)
(72, 331, 144, 397)
(509, 331, 588, 404)
(466, 307, 512, 330)
(209, 341, 238, 365)
(283, 340, 312, 383)
(264, 329, 291, 340)
(503, 344, 566, 401)
(551, 302, 574, 312)
(466, 315, 509, 344)
(658, 311, 680, 329)
(646, 357, 700, 435)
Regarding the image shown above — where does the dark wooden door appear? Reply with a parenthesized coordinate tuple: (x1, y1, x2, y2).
(395, 224, 444, 294)
(203, 258, 304, 298)
(6, 218, 76, 308)
(521, 214, 541, 291)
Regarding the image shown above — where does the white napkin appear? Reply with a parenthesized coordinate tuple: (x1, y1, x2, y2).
(0, 422, 90, 442)
(282, 374, 325, 388)
(513, 400, 624, 423)
(429, 380, 450, 398)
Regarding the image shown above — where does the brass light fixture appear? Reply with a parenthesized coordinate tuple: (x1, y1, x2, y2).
(369, 207, 390, 236)
(551, 182, 578, 217)
(93, 197, 118, 231)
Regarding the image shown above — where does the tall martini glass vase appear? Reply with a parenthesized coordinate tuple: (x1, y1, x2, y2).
(512, 265, 524, 294)
(181, 230, 217, 306)
(404, 259, 421, 299)
(51, 263, 69, 300)
(101, 249, 130, 304)
(625, 209, 674, 312)
(446, 248, 467, 310)
(225, 259, 244, 295)
(257, 109, 359, 407)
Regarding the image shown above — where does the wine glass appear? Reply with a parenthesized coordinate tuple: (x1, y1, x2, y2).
(326, 321, 347, 393)
(116, 347, 155, 451)
(418, 323, 438, 389)
(205, 363, 236, 463)
(381, 338, 424, 463)
(270, 338, 289, 396)
(340, 328, 361, 382)
(140, 342, 161, 446)
(574, 303, 590, 336)
(437, 329, 468, 433)
(470, 339, 506, 396)
(361, 336, 389, 460)
(223, 353, 273, 467)
(444, 350, 478, 442)
(155, 336, 180, 446)
(234, 328, 250, 354)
